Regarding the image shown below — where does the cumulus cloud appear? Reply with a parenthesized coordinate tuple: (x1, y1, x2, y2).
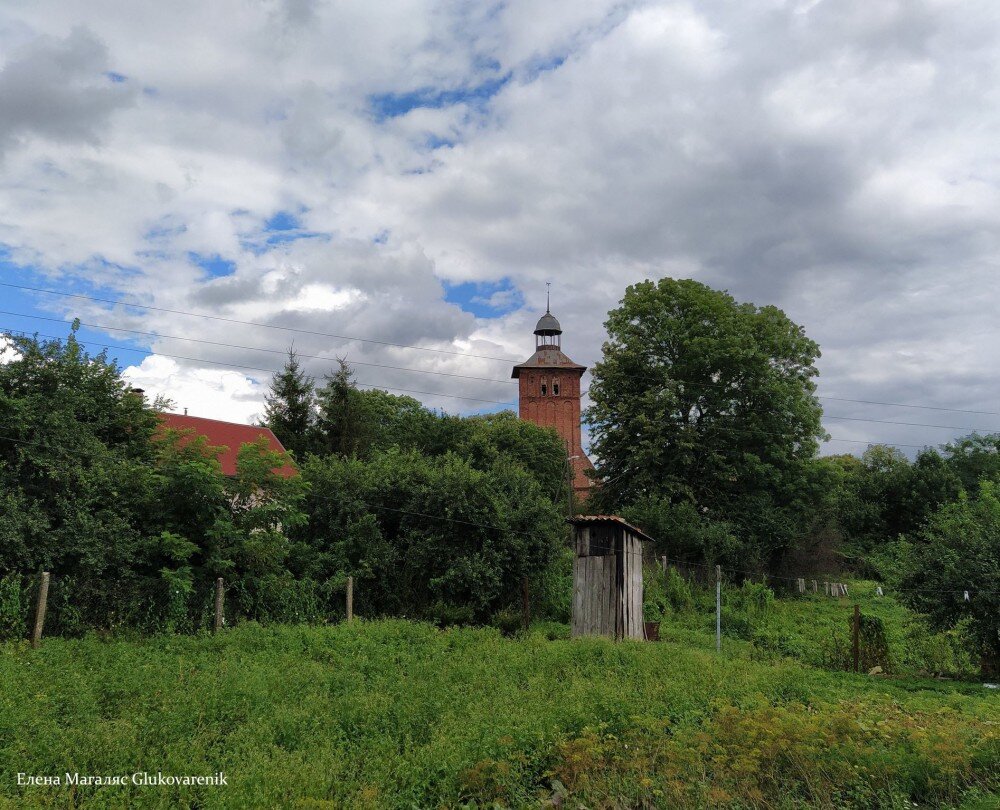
(0, 0, 998, 454)
(0, 26, 134, 154)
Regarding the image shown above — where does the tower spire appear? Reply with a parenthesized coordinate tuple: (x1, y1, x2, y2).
(546, 281, 551, 314)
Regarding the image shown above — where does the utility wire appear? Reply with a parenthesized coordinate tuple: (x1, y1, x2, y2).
(0, 280, 519, 363)
(5, 281, 999, 418)
(0, 327, 517, 407)
(1, 327, 976, 452)
(5, 324, 993, 441)
(0, 310, 518, 386)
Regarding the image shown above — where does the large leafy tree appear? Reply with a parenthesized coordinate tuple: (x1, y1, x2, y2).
(586, 278, 826, 564)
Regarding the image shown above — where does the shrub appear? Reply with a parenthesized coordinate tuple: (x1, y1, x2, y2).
(664, 567, 694, 613)
(489, 606, 524, 636)
(0, 574, 26, 641)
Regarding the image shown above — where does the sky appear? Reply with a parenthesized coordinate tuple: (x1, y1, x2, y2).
(1, 0, 999, 458)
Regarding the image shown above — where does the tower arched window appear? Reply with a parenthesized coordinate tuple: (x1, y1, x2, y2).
(553, 382, 560, 396)
(541, 380, 548, 396)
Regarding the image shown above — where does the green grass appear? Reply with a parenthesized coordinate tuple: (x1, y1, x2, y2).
(647, 572, 978, 678)
(2, 620, 998, 808)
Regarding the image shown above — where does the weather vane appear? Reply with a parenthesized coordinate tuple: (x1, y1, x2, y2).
(546, 281, 551, 313)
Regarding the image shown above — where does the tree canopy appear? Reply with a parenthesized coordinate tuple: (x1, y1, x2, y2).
(586, 278, 827, 565)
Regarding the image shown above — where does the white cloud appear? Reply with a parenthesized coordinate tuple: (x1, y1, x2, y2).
(1, 0, 998, 452)
(122, 355, 267, 424)
(0, 336, 20, 365)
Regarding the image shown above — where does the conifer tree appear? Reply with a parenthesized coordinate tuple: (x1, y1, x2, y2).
(316, 357, 367, 457)
(263, 348, 317, 458)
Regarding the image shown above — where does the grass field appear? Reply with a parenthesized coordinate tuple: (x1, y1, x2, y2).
(2, 618, 999, 809)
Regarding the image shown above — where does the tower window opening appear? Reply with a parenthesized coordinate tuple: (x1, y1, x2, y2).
(553, 382, 560, 396)
(541, 382, 547, 396)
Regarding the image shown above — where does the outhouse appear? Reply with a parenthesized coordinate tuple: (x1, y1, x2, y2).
(569, 515, 651, 640)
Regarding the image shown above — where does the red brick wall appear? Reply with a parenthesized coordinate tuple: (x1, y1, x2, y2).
(518, 368, 593, 494)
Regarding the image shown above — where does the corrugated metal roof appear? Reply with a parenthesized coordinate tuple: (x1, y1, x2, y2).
(157, 413, 297, 478)
(567, 514, 656, 544)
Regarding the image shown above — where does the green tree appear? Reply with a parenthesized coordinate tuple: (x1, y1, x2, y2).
(585, 278, 826, 565)
(835, 446, 962, 555)
(297, 447, 562, 623)
(262, 348, 317, 458)
(942, 434, 1000, 493)
(899, 481, 1000, 674)
(0, 327, 158, 578)
(316, 358, 368, 457)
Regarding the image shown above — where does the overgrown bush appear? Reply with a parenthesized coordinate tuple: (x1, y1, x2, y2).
(664, 566, 694, 613)
(0, 573, 27, 641)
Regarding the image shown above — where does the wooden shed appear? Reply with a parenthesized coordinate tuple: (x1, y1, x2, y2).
(569, 515, 651, 640)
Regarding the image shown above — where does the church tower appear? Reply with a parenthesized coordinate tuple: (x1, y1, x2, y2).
(512, 300, 594, 498)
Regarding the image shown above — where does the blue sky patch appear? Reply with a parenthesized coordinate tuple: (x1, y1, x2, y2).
(235, 209, 330, 254)
(265, 210, 301, 231)
(105, 71, 128, 83)
(443, 277, 523, 318)
(524, 53, 566, 81)
(189, 252, 236, 278)
(425, 134, 455, 150)
(369, 73, 512, 121)
(0, 251, 152, 370)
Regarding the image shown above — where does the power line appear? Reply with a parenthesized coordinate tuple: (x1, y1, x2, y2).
(6, 279, 999, 419)
(581, 385, 1000, 419)
(0, 327, 518, 407)
(0, 327, 968, 452)
(0, 310, 518, 386)
(6, 325, 996, 446)
(823, 414, 1000, 433)
(0, 280, 519, 364)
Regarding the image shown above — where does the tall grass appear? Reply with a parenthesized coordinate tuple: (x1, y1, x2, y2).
(2, 620, 997, 808)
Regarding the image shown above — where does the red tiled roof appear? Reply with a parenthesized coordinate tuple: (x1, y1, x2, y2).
(156, 413, 297, 478)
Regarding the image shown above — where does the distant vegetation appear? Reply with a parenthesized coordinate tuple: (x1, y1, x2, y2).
(3, 277, 1000, 672)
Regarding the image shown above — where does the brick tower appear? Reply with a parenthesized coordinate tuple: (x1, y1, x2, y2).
(512, 301, 594, 499)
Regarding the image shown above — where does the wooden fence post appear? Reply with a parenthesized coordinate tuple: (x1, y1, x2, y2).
(522, 576, 530, 631)
(31, 572, 50, 649)
(346, 576, 354, 622)
(812, 579, 818, 594)
(852, 603, 860, 673)
(213, 577, 224, 633)
(715, 565, 721, 653)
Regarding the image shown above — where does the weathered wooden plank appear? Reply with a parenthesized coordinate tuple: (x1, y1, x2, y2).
(569, 557, 583, 638)
(595, 557, 604, 636)
(605, 556, 612, 637)
(600, 556, 609, 637)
